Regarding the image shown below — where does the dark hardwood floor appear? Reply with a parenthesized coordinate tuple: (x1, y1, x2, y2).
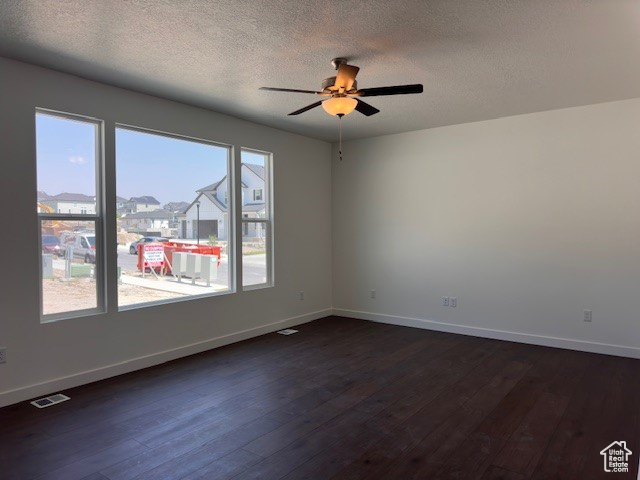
(1, 316, 639, 479)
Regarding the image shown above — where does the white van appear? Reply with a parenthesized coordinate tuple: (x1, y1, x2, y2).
(60, 232, 97, 264)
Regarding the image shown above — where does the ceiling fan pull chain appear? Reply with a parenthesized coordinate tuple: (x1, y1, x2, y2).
(339, 116, 343, 161)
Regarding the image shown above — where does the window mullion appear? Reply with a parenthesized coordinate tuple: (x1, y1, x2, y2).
(103, 119, 117, 314)
(233, 146, 243, 292)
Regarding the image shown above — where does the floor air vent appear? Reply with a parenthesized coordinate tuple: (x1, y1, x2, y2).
(277, 329, 299, 335)
(31, 393, 70, 408)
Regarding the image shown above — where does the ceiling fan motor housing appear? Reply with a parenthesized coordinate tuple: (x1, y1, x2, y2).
(322, 76, 357, 93)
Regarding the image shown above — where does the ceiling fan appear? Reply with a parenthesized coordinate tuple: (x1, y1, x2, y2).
(260, 58, 423, 118)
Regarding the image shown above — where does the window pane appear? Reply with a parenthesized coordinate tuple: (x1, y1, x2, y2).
(36, 113, 97, 213)
(41, 220, 98, 316)
(241, 150, 271, 288)
(116, 128, 231, 308)
(242, 222, 268, 287)
(36, 111, 102, 320)
(241, 151, 268, 218)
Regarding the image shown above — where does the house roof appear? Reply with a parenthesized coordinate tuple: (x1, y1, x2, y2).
(197, 176, 247, 192)
(243, 163, 264, 180)
(197, 178, 225, 193)
(202, 192, 227, 212)
(184, 192, 227, 215)
(129, 196, 160, 205)
(163, 201, 190, 212)
(37, 191, 50, 200)
(50, 192, 95, 202)
(122, 209, 172, 219)
(116, 195, 128, 203)
(193, 164, 265, 209)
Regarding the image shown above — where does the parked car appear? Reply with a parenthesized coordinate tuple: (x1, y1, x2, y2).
(41, 235, 61, 256)
(129, 237, 169, 254)
(60, 232, 97, 263)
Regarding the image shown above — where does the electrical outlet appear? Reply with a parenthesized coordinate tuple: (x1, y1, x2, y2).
(370, 290, 376, 299)
(299, 291, 304, 300)
(450, 297, 457, 308)
(0, 348, 6, 364)
(583, 310, 592, 322)
(441, 296, 449, 307)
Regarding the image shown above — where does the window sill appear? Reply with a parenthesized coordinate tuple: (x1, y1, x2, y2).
(117, 288, 234, 312)
(242, 283, 274, 292)
(41, 308, 106, 324)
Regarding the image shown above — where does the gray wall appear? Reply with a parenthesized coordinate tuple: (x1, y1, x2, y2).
(0, 58, 332, 406)
(332, 98, 640, 357)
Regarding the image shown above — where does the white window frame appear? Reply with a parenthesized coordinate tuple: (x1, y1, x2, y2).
(37, 109, 106, 322)
(241, 148, 273, 290)
(115, 124, 236, 310)
(253, 188, 263, 202)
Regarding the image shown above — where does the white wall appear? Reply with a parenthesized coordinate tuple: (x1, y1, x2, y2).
(333, 98, 640, 357)
(0, 57, 332, 407)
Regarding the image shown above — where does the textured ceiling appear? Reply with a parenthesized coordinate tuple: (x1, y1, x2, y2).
(1, 0, 640, 141)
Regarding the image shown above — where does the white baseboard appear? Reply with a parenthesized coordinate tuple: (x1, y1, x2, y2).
(0, 308, 332, 408)
(333, 308, 640, 359)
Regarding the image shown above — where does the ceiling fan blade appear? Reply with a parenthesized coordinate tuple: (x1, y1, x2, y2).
(355, 99, 380, 116)
(355, 84, 424, 97)
(288, 101, 323, 115)
(335, 64, 360, 91)
(260, 87, 326, 95)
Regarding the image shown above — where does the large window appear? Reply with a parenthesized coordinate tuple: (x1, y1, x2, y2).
(241, 150, 273, 288)
(36, 111, 274, 319)
(36, 111, 103, 319)
(116, 127, 232, 308)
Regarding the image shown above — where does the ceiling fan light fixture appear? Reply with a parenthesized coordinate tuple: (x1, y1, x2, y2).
(322, 96, 357, 117)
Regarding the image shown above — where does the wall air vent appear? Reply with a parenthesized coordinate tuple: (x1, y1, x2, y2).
(31, 393, 70, 408)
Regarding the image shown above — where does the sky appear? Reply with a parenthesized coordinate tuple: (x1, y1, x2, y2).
(36, 113, 265, 205)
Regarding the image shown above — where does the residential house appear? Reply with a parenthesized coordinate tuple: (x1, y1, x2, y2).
(115, 196, 128, 213)
(41, 192, 96, 214)
(163, 201, 190, 229)
(121, 196, 161, 213)
(163, 201, 190, 214)
(182, 163, 266, 240)
(120, 209, 173, 236)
